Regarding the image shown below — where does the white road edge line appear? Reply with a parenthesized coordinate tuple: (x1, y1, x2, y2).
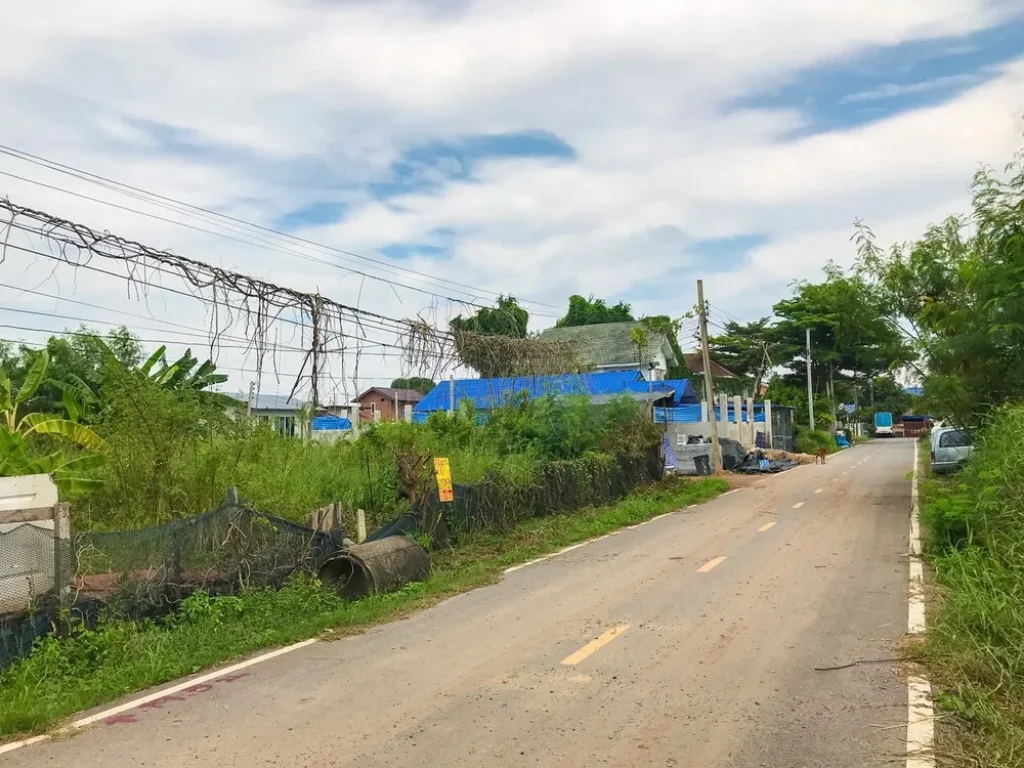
(504, 498, 718, 574)
(907, 440, 936, 768)
(0, 638, 320, 755)
(0, 735, 49, 755)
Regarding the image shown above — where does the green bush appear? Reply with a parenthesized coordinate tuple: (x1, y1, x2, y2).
(794, 428, 835, 455)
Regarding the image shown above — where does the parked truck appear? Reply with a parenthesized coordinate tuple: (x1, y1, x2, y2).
(874, 411, 894, 437)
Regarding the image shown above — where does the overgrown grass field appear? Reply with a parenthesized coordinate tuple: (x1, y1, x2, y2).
(919, 406, 1024, 767)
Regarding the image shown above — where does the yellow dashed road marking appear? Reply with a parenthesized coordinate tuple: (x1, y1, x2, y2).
(758, 522, 777, 532)
(560, 625, 630, 666)
(697, 556, 727, 573)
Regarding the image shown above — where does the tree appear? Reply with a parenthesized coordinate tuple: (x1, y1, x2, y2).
(0, 326, 141, 416)
(391, 377, 436, 396)
(638, 315, 691, 379)
(555, 295, 634, 327)
(0, 351, 108, 491)
(854, 147, 1024, 426)
(140, 347, 229, 393)
(772, 266, 912, 421)
(448, 296, 530, 377)
(708, 318, 777, 394)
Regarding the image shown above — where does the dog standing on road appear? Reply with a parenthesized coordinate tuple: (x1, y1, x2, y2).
(815, 447, 828, 465)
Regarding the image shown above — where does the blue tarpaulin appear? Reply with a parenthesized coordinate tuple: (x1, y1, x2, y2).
(415, 370, 699, 414)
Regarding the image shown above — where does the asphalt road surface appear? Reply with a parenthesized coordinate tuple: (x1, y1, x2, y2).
(8, 439, 914, 768)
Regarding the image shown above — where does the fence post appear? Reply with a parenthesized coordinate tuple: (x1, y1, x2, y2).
(765, 399, 774, 448)
(356, 509, 367, 544)
(332, 501, 341, 530)
(746, 396, 755, 446)
(52, 502, 70, 631)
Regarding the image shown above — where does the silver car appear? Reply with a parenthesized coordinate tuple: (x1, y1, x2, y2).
(930, 426, 973, 474)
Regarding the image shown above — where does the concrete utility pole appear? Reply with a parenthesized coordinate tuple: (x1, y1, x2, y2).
(697, 280, 722, 473)
(246, 381, 255, 418)
(805, 327, 815, 429)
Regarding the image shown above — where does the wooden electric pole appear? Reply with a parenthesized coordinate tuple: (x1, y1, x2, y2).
(805, 327, 815, 429)
(697, 280, 721, 473)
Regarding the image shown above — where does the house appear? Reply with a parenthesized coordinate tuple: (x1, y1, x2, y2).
(680, 353, 737, 379)
(230, 392, 353, 438)
(356, 387, 424, 422)
(414, 370, 699, 420)
(537, 322, 677, 380)
(231, 392, 306, 437)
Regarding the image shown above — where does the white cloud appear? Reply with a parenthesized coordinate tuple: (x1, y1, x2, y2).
(0, 0, 1022, 395)
(839, 73, 985, 103)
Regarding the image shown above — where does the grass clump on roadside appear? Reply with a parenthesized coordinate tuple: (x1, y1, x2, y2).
(919, 405, 1024, 767)
(0, 474, 725, 739)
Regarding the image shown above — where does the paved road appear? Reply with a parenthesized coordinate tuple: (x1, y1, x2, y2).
(9, 439, 914, 768)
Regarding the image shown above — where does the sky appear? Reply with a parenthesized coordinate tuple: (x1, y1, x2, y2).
(0, 0, 1022, 402)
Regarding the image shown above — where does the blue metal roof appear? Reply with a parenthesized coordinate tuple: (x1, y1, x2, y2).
(311, 415, 352, 431)
(416, 370, 672, 412)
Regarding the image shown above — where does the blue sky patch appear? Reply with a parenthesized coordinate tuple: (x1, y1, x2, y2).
(378, 227, 458, 261)
(370, 130, 576, 201)
(691, 233, 768, 272)
(737, 16, 1024, 135)
(274, 201, 349, 230)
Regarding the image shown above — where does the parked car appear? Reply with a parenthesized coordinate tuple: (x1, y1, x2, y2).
(930, 426, 973, 474)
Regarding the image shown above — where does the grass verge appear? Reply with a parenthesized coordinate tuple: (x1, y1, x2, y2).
(917, 411, 1024, 768)
(0, 475, 726, 740)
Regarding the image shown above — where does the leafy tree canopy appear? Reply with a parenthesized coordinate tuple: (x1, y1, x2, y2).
(0, 325, 141, 416)
(855, 148, 1024, 426)
(391, 377, 436, 396)
(707, 318, 777, 394)
(555, 295, 634, 327)
(448, 295, 530, 378)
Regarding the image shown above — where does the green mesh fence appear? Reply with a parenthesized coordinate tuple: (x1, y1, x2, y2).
(1, 504, 341, 669)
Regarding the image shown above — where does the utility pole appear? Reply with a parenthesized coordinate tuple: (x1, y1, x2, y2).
(310, 295, 323, 409)
(697, 280, 721, 473)
(805, 327, 815, 429)
(246, 380, 255, 418)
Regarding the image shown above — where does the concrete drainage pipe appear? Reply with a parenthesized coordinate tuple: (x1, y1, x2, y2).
(318, 536, 430, 599)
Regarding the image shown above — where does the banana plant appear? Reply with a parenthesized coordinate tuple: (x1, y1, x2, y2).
(140, 346, 229, 392)
(0, 351, 108, 490)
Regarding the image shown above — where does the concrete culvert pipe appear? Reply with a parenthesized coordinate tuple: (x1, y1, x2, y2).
(317, 536, 430, 599)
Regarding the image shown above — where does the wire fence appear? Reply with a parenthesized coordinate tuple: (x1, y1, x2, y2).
(0, 503, 343, 669)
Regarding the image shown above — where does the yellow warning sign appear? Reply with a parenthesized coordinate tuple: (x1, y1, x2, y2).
(434, 457, 454, 503)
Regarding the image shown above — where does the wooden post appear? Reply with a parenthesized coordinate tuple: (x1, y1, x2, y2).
(356, 509, 367, 544)
(697, 280, 721, 473)
(332, 501, 341, 531)
(52, 502, 70, 628)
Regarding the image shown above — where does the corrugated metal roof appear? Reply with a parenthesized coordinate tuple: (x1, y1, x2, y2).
(537, 322, 676, 368)
(229, 392, 306, 411)
(312, 415, 352, 431)
(416, 370, 647, 412)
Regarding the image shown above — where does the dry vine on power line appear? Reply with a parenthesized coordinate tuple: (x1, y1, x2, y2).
(0, 198, 582, 400)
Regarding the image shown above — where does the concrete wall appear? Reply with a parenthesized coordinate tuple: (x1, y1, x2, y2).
(665, 398, 771, 455)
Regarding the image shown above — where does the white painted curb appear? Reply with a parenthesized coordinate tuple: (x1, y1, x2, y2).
(907, 440, 935, 768)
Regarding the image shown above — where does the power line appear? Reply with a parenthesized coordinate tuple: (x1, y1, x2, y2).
(0, 144, 565, 316)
